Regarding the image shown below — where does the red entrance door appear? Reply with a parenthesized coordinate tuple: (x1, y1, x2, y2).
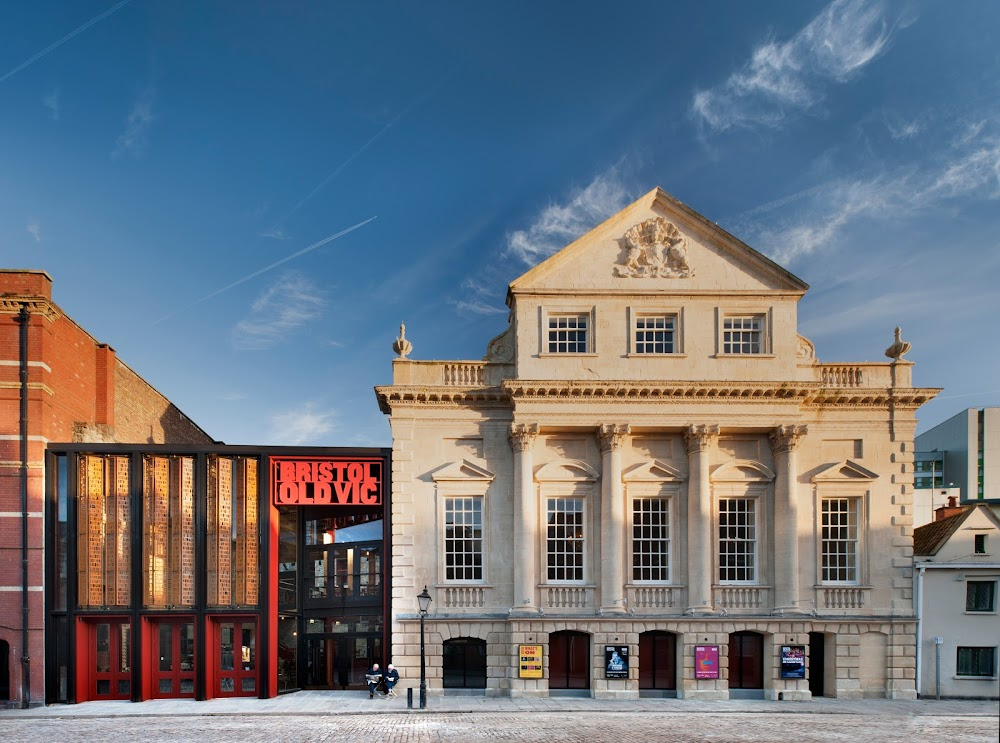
(94, 620, 131, 700)
(217, 619, 258, 697)
(549, 631, 590, 689)
(639, 631, 676, 690)
(153, 620, 196, 698)
(728, 631, 764, 689)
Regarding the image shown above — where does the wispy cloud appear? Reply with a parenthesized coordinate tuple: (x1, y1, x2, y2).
(692, 0, 900, 134)
(734, 121, 1000, 264)
(0, 0, 133, 85)
(451, 278, 506, 316)
(259, 227, 291, 240)
(113, 86, 155, 159)
(269, 402, 336, 446)
(231, 272, 326, 350)
(505, 169, 632, 266)
(43, 88, 60, 120)
(26, 218, 42, 243)
(153, 216, 375, 325)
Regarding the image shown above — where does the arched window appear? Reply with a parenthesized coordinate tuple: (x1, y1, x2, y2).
(639, 631, 676, 691)
(549, 630, 590, 690)
(442, 638, 486, 689)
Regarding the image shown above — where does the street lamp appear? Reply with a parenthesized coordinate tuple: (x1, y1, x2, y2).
(417, 585, 432, 709)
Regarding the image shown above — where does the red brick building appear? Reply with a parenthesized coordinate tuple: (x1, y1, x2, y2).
(0, 270, 214, 707)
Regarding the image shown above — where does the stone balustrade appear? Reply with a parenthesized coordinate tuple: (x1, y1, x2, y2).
(542, 585, 595, 610)
(818, 586, 871, 610)
(440, 584, 491, 609)
(626, 585, 679, 610)
(713, 585, 772, 611)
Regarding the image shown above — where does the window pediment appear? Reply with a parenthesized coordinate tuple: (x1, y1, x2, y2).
(431, 459, 496, 483)
(711, 459, 775, 483)
(811, 459, 878, 483)
(623, 459, 686, 483)
(535, 459, 599, 482)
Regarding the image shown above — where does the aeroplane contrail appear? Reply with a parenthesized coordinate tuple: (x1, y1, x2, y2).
(0, 0, 134, 84)
(152, 216, 377, 325)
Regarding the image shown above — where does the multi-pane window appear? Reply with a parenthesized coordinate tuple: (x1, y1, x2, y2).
(966, 581, 996, 612)
(547, 314, 589, 353)
(634, 315, 675, 354)
(632, 498, 670, 581)
(822, 498, 859, 582)
(719, 498, 756, 582)
(956, 647, 996, 677)
(722, 315, 763, 354)
(444, 497, 483, 581)
(547, 498, 585, 581)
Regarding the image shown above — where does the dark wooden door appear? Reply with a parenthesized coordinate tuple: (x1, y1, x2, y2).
(728, 631, 763, 689)
(443, 638, 487, 688)
(153, 620, 196, 698)
(217, 619, 257, 697)
(639, 631, 676, 690)
(93, 620, 131, 700)
(808, 632, 825, 697)
(549, 631, 589, 689)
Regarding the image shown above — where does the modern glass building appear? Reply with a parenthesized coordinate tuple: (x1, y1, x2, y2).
(44, 444, 390, 703)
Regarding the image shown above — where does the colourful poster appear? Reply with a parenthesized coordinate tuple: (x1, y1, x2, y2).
(695, 645, 719, 679)
(780, 645, 806, 679)
(519, 644, 543, 679)
(604, 645, 629, 679)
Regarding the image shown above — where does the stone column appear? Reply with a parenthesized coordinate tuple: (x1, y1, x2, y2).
(509, 423, 540, 614)
(769, 424, 808, 614)
(598, 423, 630, 614)
(684, 424, 719, 615)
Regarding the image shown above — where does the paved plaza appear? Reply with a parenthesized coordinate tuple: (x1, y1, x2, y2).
(1, 692, 997, 742)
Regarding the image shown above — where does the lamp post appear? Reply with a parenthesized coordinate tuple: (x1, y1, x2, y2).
(417, 586, 432, 709)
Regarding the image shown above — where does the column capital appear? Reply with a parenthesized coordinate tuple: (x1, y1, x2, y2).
(684, 424, 720, 455)
(598, 423, 631, 453)
(508, 423, 540, 452)
(769, 424, 808, 454)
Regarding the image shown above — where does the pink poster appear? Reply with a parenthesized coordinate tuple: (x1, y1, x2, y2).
(695, 645, 719, 679)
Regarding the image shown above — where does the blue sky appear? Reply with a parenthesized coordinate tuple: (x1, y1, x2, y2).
(2, 0, 998, 446)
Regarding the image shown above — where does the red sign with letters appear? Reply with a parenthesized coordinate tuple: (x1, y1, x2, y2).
(270, 456, 383, 507)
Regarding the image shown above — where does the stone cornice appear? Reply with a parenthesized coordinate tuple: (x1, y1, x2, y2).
(0, 297, 60, 322)
(375, 381, 942, 414)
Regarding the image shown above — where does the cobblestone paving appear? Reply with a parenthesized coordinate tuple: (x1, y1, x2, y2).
(2, 710, 997, 743)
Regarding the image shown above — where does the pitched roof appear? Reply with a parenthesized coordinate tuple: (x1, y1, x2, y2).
(913, 510, 969, 556)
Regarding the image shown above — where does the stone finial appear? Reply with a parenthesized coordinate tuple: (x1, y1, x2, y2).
(884, 326, 911, 361)
(392, 323, 413, 358)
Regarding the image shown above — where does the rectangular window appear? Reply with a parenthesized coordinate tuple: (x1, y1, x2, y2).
(444, 497, 483, 581)
(956, 646, 996, 677)
(632, 498, 670, 581)
(974, 534, 987, 554)
(207, 456, 260, 607)
(547, 314, 589, 353)
(719, 498, 756, 583)
(77, 455, 132, 608)
(143, 455, 197, 608)
(722, 315, 763, 354)
(634, 315, 676, 354)
(822, 498, 859, 582)
(547, 497, 584, 581)
(966, 581, 996, 612)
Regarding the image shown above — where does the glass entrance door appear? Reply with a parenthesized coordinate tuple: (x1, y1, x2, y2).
(217, 619, 257, 697)
(153, 620, 196, 698)
(94, 620, 131, 700)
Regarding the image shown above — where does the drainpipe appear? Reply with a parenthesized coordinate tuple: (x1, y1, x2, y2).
(16, 304, 31, 708)
(914, 562, 925, 699)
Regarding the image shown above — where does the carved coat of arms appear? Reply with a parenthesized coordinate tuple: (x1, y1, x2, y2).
(614, 217, 693, 278)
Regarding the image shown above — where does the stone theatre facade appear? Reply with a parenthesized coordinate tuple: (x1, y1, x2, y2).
(376, 187, 938, 700)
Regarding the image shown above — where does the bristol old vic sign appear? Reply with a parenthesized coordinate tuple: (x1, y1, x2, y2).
(271, 456, 384, 506)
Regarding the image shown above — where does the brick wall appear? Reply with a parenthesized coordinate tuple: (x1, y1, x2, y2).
(0, 269, 213, 706)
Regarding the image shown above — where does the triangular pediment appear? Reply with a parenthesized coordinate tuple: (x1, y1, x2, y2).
(535, 459, 599, 482)
(507, 187, 808, 302)
(711, 459, 775, 483)
(811, 460, 879, 483)
(623, 459, 686, 482)
(431, 459, 496, 483)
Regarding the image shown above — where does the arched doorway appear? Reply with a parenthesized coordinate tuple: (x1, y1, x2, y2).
(639, 631, 676, 696)
(549, 630, 589, 692)
(728, 631, 764, 697)
(443, 638, 487, 689)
